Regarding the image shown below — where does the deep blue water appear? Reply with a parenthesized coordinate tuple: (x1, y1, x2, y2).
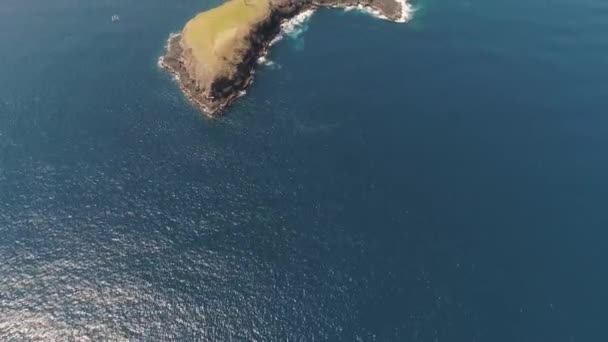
(1, 0, 607, 340)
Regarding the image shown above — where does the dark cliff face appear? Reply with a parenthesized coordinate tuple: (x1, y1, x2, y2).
(210, 0, 311, 100)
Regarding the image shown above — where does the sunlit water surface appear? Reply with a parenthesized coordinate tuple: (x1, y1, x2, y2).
(1, 0, 607, 340)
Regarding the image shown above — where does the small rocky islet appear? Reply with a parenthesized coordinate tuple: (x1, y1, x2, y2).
(161, 0, 410, 116)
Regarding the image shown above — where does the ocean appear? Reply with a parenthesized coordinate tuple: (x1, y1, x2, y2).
(1, 0, 607, 340)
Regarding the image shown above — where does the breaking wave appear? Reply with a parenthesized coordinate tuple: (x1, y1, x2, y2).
(345, 0, 414, 23)
(270, 8, 316, 46)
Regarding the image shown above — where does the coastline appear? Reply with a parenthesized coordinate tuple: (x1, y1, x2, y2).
(330, 0, 412, 23)
(160, 33, 260, 115)
(160, 0, 411, 116)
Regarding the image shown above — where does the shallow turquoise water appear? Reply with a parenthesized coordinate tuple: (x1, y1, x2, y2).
(1, 0, 607, 340)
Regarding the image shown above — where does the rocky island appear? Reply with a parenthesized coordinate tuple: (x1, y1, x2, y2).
(161, 0, 411, 116)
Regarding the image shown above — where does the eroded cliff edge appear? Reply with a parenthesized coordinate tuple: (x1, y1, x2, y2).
(161, 0, 410, 116)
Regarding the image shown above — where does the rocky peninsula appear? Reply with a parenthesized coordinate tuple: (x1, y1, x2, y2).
(161, 0, 411, 116)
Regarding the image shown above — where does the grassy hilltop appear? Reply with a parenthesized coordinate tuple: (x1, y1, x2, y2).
(182, 0, 271, 79)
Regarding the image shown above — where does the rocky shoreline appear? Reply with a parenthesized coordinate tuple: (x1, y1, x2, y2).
(160, 0, 410, 116)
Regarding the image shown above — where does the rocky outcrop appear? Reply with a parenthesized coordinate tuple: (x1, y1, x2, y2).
(313, 0, 403, 21)
(161, 0, 408, 116)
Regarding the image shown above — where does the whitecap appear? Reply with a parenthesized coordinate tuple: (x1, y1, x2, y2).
(257, 55, 275, 67)
(395, 0, 414, 23)
(346, 0, 413, 23)
(270, 8, 316, 47)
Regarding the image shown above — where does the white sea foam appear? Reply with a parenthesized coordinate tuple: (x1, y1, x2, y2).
(359, 4, 389, 21)
(270, 8, 316, 46)
(165, 32, 181, 48)
(395, 0, 414, 23)
(261, 9, 316, 65)
(257, 55, 273, 66)
(345, 0, 413, 23)
(257, 55, 276, 67)
(158, 32, 181, 69)
(282, 8, 316, 35)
